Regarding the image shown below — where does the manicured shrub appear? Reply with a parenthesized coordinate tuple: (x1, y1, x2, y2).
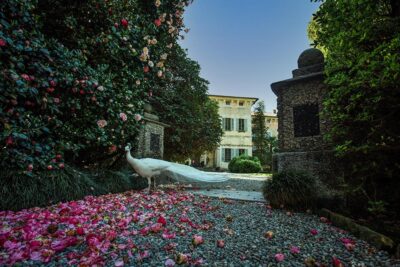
(228, 155, 261, 173)
(262, 170, 317, 210)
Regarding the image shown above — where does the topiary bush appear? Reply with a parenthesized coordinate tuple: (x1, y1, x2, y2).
(228, 155, 261, 173)
(262, 170, 317, 210)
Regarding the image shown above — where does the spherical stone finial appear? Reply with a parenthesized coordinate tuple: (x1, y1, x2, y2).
(297, 48, 324, 68)
(144, 103, 153, 113)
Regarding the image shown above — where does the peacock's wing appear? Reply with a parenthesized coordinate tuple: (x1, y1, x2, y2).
(163, 162, 228, 183)
(139, 158, 171, 172)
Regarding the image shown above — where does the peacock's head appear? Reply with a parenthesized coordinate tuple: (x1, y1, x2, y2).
(124, 143, 131, 152)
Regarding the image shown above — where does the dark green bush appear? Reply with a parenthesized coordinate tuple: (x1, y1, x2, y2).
(262, 170, 317, 210)
(0, 165, 147, 211)
(228, 155, 261, 173)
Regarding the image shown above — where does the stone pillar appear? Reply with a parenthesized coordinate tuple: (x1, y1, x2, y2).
(271, 48, 341, 186)
(136, 104, 169, 159)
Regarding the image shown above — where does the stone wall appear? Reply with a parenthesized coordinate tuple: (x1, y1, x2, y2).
(275, 74, 332, 152)
(136, 121, 165, 159)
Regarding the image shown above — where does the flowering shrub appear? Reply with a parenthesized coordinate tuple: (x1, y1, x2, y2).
(0, 0, 189, 171)
(0, 0, 191, 209)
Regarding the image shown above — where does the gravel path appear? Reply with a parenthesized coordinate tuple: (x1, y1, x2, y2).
(1, 190, 398, 266)
(182, 172, 269, 192)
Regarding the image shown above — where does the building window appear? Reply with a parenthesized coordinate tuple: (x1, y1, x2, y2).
(239, 101, 244, 106)
(150, 133, 160, 152)
(225, 100, 231, 106)
(238, 118, 246, 132)
(222, 148, 232, 162)
(293, 103, 320, 137)
(238, 149, 247, 156)
(223, 118, 233, 131)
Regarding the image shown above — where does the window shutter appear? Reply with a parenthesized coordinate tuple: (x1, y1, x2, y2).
(244, 119, 247, 132)
(231, 118, 234, 131)
(244, 149, 248, 156)
(236, 119, 240, 131)
(221, 149, 225, 162)
(222, 118, 226, 130)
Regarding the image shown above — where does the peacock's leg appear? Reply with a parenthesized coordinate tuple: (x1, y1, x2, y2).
(146, 177, 151, 193)
(153, 178, 156, 191)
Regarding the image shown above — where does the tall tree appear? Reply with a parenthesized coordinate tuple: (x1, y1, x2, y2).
(252, 101, 269, 165)
(312, 0, 400, 213)
(152, 46, 223, 161)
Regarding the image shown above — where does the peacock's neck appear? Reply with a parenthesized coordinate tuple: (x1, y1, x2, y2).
(126, 150, 139, 169)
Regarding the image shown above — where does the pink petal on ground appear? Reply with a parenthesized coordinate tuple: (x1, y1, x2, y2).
(275, 253, 285, 262)
(115, 259, 124, 266)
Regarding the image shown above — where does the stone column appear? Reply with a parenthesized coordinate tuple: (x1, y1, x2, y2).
(270, 48, 342, 187)
(136, 104, 169, 159)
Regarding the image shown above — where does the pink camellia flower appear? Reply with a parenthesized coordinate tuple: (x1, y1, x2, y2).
(54, 98, 60, 104)
(320, 216, 329, 223)
(165, 258, 175, 267)
(275, 253, 285, 262)
(332, 257, 344, 267)
(192, 234, 204, 246)
(97, 119, 107, 128)
(158, 215, 167, 226)
(150, 223, 163, 233)
(344, 242, 355, 251)
(162, 232, 176, 239)
(28, 164, 34, 171)
(134, 114, 142, 122)
(119, 112, 128, 121)
(76, 227, 85, 235)
(217, 239, 225, 248)
(50, 80, 57, 87)
(115, 259, 124, 267)
(154, 19, 162, 27)
(121, 19, 128, 28)
(58, 163, 65, 169)
(21, 74, 31, 81)
(0, 39, 7, 47)
(310, 229, 318, 235)
(290, 246, 300, 254)
(109, 145, 117, 153)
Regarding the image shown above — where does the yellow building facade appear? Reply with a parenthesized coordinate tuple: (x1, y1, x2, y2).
(203, 95, 258, 169)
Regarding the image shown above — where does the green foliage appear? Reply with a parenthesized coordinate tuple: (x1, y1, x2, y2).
(153, 46, 223, 161)
(228, 155, 261, 173)
(251, 101, 277, 169)
(367, 200, 387, 217)
(263, 170, 317, 210)
(0, 0, 196, 210)
(311, 0, 400, 215)
(1, 0, 190, 172)
(0, 165, 147, 211)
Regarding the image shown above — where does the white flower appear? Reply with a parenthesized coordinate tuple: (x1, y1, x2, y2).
(97, 85, 104, 91)
(136, 80, 141, 85)
(157, 70, 163, 77)
(134, 114, 142, 122)
(161, 53, 168, 60)
(155, 0, 161, 7)
(148, 61, 154, 68)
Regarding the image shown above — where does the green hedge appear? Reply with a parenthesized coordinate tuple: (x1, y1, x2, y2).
(262, 170, 317, 210)
(0, 165, 147, 211)
(228, 155, 261, 173)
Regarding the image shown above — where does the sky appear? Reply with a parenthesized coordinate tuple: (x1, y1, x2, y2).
(180, 0, 321, 112)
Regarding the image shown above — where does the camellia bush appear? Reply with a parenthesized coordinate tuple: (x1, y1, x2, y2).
(0, 0, 192, 210)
